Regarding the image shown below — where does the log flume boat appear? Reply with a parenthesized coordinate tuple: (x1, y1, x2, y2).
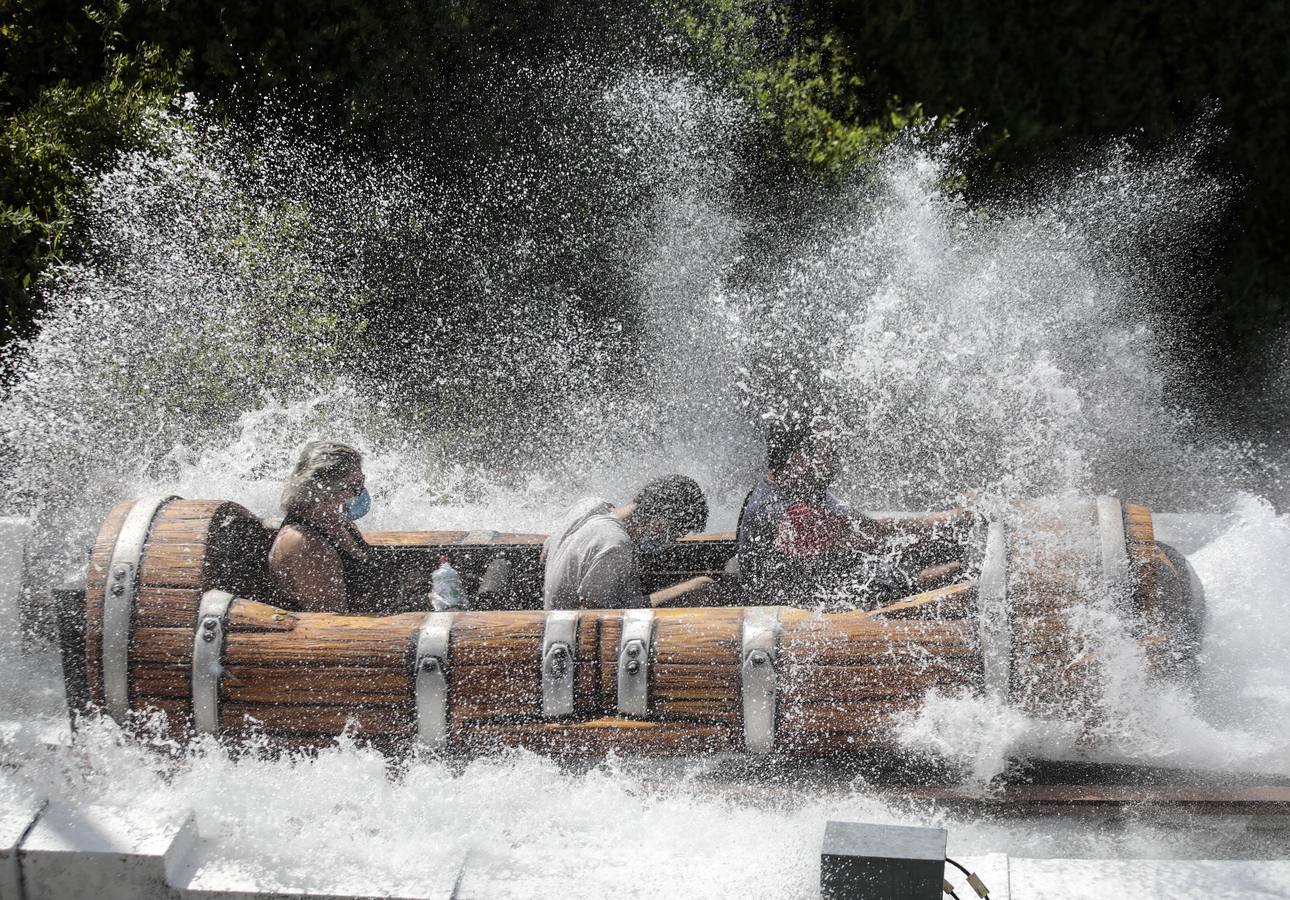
(68, 494, 1203, 758)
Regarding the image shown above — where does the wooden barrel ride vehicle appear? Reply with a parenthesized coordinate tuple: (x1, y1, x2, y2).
(78, 495, 1202, 756)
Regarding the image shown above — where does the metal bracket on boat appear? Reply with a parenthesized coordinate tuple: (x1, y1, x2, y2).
(617, 609, 654, 717)
(191, 589, 234, 735)
(415, 612, 455, 751)
(977, 520, 1011, 701)
(1096, 495, 1130, 609)
(740, 607, 781, 754)
(102, 494, 176, 722)
(541, 610, 578, 717)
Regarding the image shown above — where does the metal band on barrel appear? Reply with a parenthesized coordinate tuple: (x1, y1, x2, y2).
(415, 612, 455, 750)
(617, 609, 654, 717)
(102, 494, 177, 721)
(1096, 495, 1130, 607)
(191, 589, 234, 735)
(977, 520, 1011, 701)
(541, 610, 578, 717)
(740, 607, 781, 753)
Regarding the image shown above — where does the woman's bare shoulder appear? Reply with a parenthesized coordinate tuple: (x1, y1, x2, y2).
(271, 523, 330, 559)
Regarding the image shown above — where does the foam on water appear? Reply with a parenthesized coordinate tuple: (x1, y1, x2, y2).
(1, 62, 1287, 891)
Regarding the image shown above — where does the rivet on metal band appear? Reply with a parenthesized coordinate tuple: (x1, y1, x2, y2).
(977, 520, 1011, 702)
(415, 612, 455, 750)
(617, 608, 654, 717)
(102, 494, 177, 722)
(1096, 495, 1130, 608)
(740, 607, 781, 754)
(191, 589, 234, 735)
(541, 610, 578, 717)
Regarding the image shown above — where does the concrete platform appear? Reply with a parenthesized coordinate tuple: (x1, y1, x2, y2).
(3, 799, 467, 900)
(17, 802, 194, 900)
(2, 796, 1287, 899)
(1010, 857, 1290, 899)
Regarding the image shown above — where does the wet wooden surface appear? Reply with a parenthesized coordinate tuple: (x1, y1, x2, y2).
(85, 493, 1208, 758)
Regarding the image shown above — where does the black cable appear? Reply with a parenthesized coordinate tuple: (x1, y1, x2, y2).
(945, 857, 989, 899)
(944, 889, 962, 900)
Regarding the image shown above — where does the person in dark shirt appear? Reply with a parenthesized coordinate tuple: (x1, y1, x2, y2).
(268, 441, 376, 612)
(736, 419, 971, 605)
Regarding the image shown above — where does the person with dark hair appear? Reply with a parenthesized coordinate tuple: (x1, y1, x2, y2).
(268, 441, 376, 612)
(736, 419, 971, 604)
(543, 475, 714, 609)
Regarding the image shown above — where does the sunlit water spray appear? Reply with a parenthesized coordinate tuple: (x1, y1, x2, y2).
(0, 64, 1287, 892)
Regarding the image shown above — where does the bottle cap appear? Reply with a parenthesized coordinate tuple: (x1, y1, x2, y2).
(438, 554, 450, 566)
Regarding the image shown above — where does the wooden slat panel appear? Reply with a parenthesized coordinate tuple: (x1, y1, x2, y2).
(574, 610, 606, 713)
(452, 664, 541, 719)
(135, 587, 202, 628)
(144, 512, 219, 544)
(222, 614, 424, 667)
(135, 697, 192, 734)
(1122, 503, 1155, 543)
(651, 701, 740, 726)
(778, 614, 978, 666)
(132, 599, 300, 712)
(652, 663, 739, 724)
(459, 717, 739, 755)
(651, 663, 739, 697)
(450, 611, 546, 666)
(364, 531, 470, 546)
(653, 608, 742, 664)
(145, 499, 224, 524)
(228, 599, 298, 632)
(598, 610, 625, 698)
(447, 666, 609, 720)
(223, 665, 410, 706)
(781, 661, 978, 701)
(137, 540, 209, 589)
(1011, 611, 1086, 652)
(778, 730, 892, 752)
(132, 626, 197, 665)
(779, 697, 919, 731)
(221, 702, 413, 736)
(131, 622, 193, 717)
(1010, 648, 1097, 717)
(131, 662, 190, 700)
(134, 501, 271, 600)
(135, 500, 224, 590)
(492, 533, 547, 545)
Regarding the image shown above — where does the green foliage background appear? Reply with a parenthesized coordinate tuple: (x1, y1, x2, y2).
(819, 0, 1290, 376)
(2, 0, 1286, 406)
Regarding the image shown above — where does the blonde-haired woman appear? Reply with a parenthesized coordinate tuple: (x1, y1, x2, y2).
(269, 441, 374, 612)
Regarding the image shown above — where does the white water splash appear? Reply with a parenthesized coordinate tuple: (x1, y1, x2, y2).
(0, 63, 1286, 891)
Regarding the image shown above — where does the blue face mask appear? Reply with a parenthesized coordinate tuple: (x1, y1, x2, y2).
(343, 487, 371, 521)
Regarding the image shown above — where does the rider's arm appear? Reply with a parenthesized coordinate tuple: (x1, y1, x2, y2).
(649, 576, 716, 608)
(269, 526, 348, 613)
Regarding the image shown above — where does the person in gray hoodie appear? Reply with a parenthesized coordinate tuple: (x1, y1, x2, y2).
(543, 474, 714, 610)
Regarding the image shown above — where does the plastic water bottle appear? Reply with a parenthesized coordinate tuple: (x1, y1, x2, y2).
(430, 555, 467, 611)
